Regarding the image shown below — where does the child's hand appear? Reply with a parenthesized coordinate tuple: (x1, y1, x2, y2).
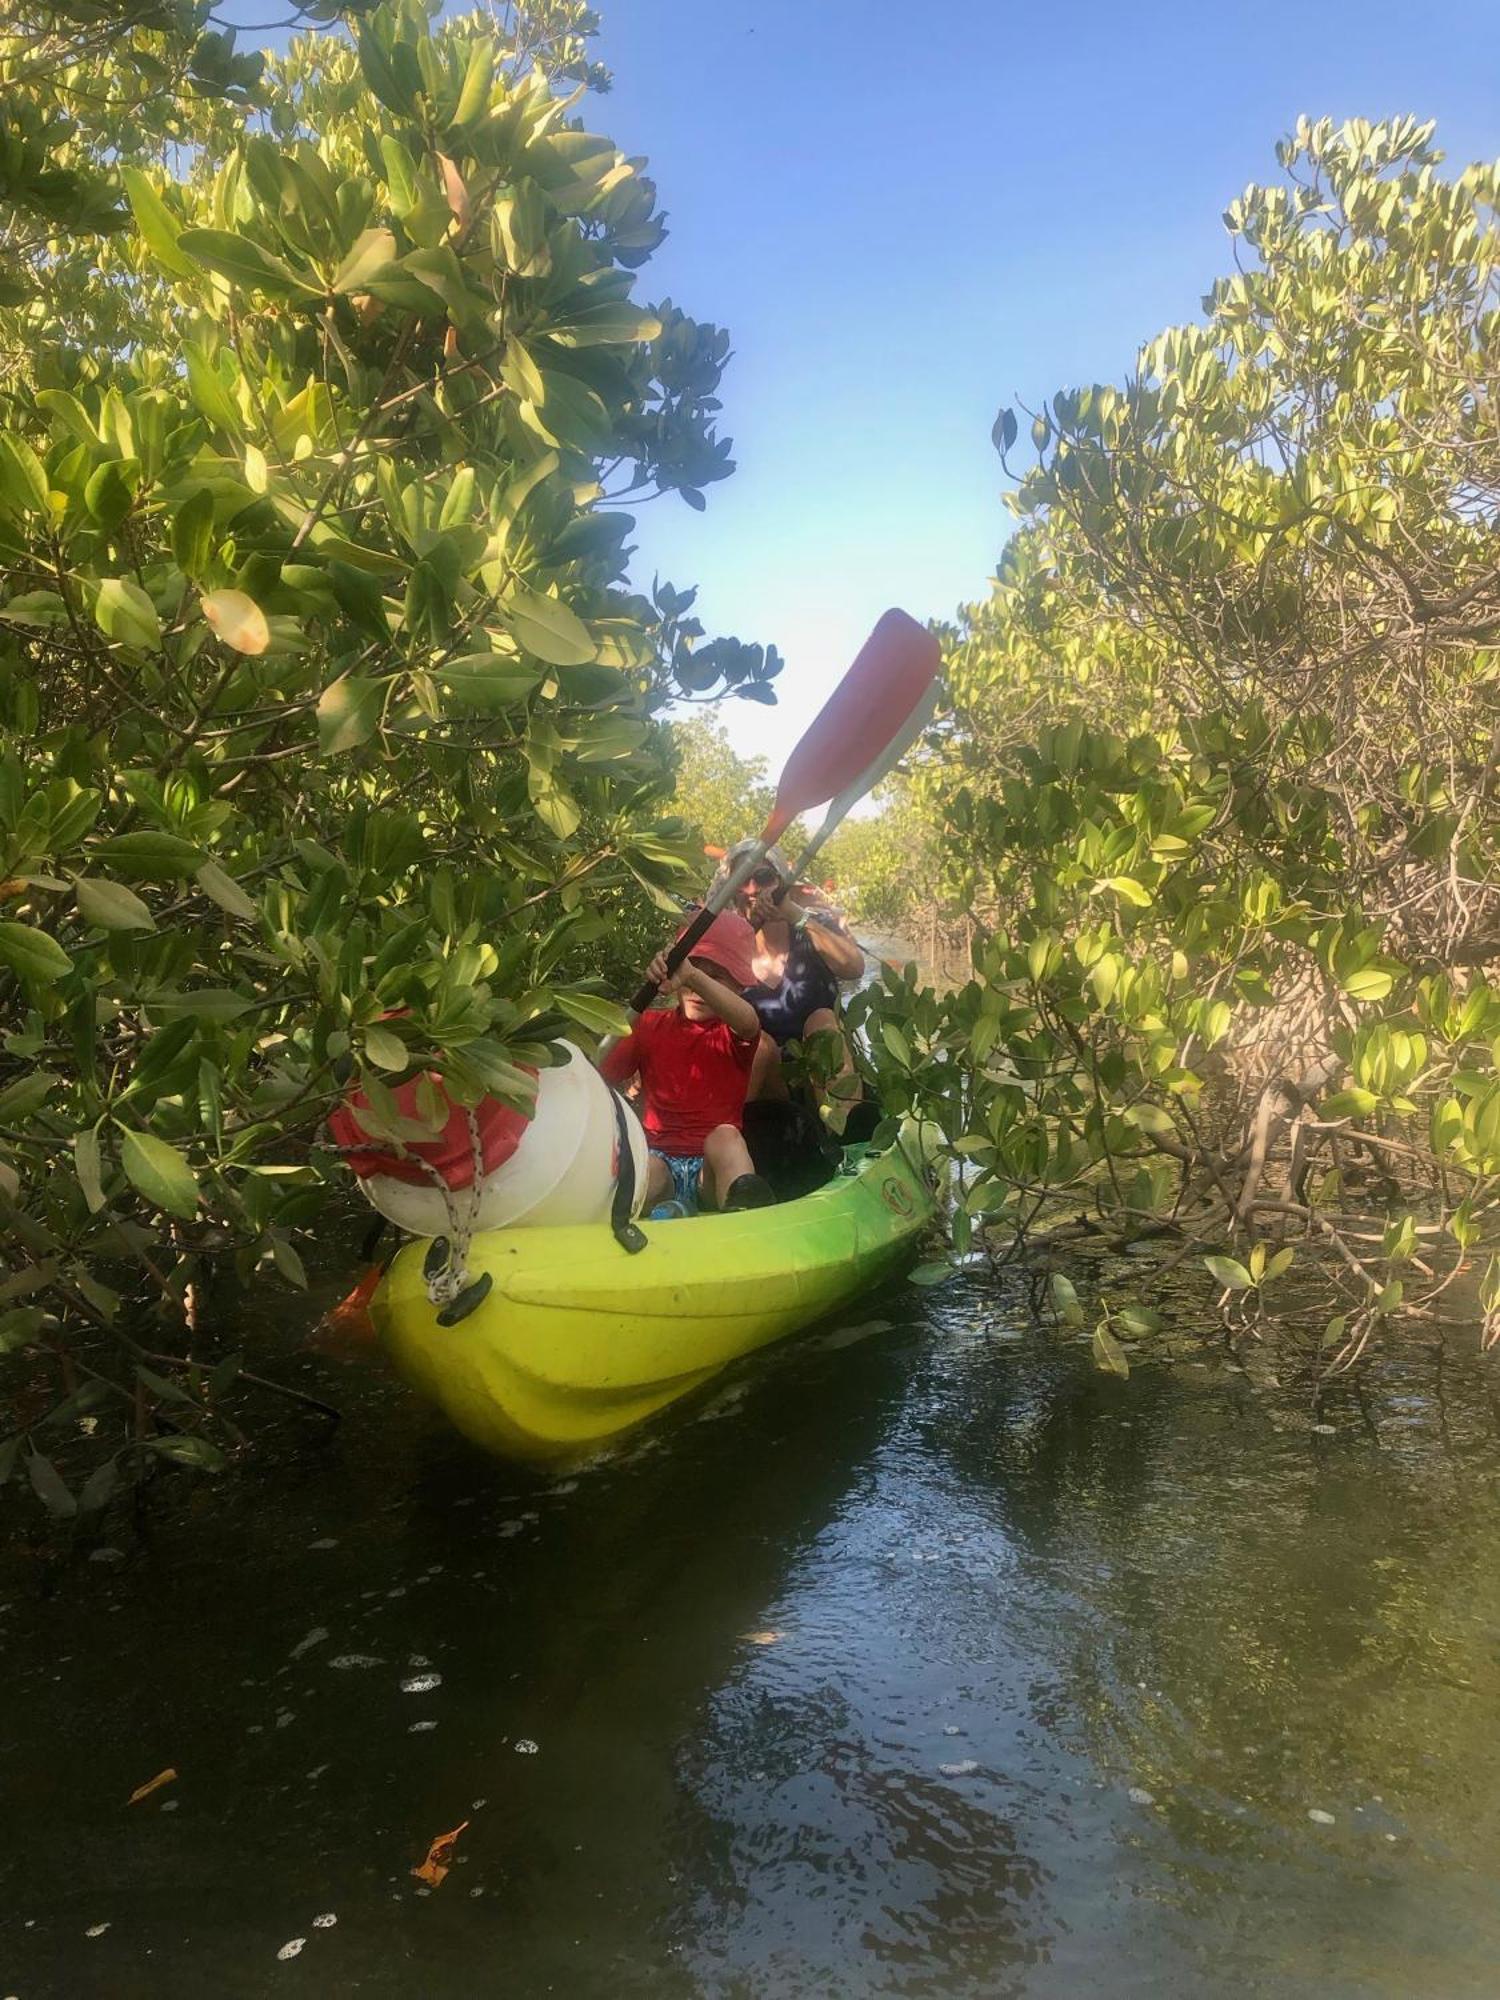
(647, 949, 675, 995)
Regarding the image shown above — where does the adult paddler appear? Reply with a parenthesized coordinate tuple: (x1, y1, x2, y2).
(714, 840, 865, 1078)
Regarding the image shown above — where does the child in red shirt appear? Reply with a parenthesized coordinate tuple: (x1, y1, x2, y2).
(600, 910, 774, 1214)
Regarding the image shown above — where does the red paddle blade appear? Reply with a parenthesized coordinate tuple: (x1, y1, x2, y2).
(761, 609, 940, 843)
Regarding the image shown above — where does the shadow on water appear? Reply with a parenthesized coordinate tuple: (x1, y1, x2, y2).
(0, 1286, 933, 1997)
(4, 1258, 1500, 1998)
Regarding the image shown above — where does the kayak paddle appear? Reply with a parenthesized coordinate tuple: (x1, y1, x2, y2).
(784, 679, 941, 884)
(629, 607, 940, 1013)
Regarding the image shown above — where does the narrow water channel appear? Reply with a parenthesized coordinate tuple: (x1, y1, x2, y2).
(4, 1260, 1500, 1998)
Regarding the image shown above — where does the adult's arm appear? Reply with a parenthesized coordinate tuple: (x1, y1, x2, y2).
(745, 889, 866, 982)
(790, 901, 865, 981)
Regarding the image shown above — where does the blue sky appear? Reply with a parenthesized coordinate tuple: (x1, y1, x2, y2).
(228, 0, 1499, 771)
(587, 0, 1499, 768)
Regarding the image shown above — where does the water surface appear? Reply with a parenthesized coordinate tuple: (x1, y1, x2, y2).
(4, 1263, 1499, 1997)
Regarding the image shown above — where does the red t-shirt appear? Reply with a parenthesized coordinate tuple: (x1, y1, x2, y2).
(599, 1005, 757, 1157)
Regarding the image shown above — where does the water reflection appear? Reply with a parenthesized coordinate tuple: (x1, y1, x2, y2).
(3, 1266, 1500, 1997)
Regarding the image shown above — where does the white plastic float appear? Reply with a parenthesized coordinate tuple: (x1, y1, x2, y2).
(329, 1040, 648, 1240)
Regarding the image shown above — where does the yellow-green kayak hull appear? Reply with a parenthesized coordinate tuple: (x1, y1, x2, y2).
(372, 1135, 937, 1462)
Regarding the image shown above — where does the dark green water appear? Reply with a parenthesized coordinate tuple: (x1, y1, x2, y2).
(4, 1263, 1500, 1998)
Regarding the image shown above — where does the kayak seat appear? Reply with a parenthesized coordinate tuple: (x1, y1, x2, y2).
(742, 1099, 840, 1202)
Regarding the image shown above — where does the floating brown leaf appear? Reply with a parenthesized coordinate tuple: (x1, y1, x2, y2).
(128, 1766, 177, 1804)
(412, 1818, 469, 1888)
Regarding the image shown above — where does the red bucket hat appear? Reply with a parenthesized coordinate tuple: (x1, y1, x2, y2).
(675, 907, 758, 988)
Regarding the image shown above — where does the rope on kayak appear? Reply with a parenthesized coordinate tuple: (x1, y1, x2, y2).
(332, 1108, 494, 1326)
(418, 1108, 494, 1322)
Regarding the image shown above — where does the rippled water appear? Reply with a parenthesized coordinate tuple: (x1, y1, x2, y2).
(4, 1261, 1500, 1998)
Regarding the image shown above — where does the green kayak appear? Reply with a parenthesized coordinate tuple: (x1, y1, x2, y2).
(373, 1127, 939, 1461)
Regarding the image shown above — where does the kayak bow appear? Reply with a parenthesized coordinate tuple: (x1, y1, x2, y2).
(372, 1128, 938, 1461)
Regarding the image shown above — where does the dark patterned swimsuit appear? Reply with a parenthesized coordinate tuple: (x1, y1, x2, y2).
(743, 918, 843, 1046)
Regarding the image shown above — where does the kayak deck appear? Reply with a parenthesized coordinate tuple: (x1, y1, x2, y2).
(372, 1134, 937, 1461)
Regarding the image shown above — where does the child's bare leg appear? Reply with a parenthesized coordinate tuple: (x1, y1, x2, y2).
(700, 1122, 755, 1209)
(645, 1154, 673, 1206)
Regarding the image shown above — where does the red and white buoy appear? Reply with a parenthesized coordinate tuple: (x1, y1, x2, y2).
(329, 1040, 648, 1247)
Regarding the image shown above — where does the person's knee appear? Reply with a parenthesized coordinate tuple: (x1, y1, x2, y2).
(701, 1125, 756, 1210)
(704, 1122, 744, 1160)
(806, 1008, 849, 1057)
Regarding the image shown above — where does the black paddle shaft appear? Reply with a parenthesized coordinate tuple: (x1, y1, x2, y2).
(628, 901, 717, 1013)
